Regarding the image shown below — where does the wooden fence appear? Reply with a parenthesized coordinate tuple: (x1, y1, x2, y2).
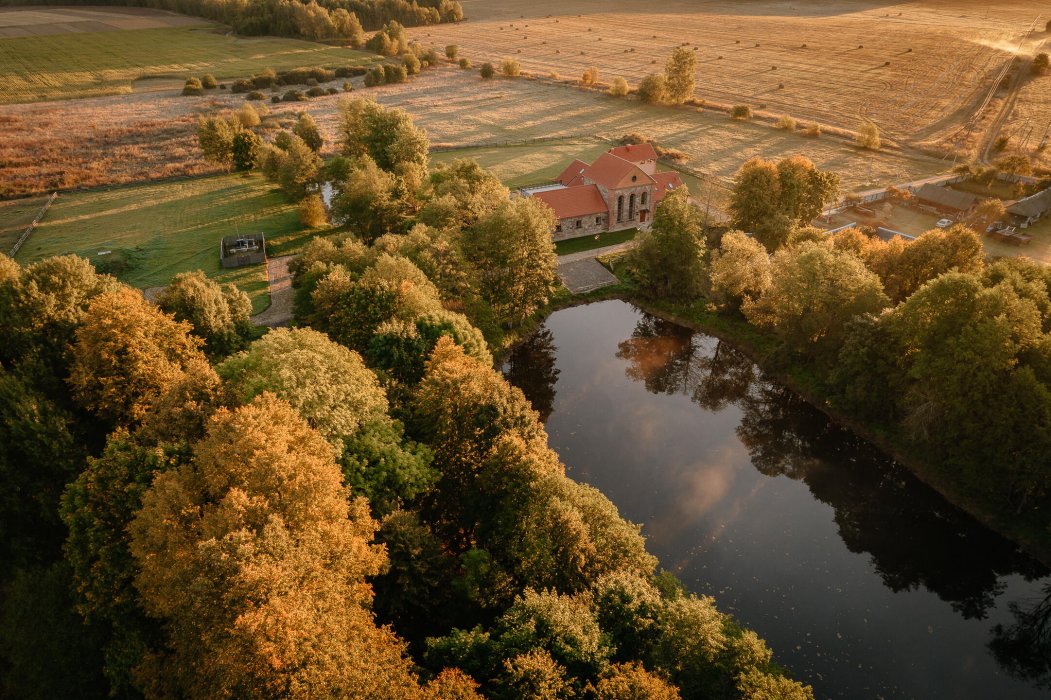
(9, 191, 57, 258)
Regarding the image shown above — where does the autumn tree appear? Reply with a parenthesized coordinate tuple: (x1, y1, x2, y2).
(856, 120, 881, 150)
(462, 197, 558, 327)
(744, 241, 890, 356)
(67, 287, 207, 427)
(338, 97, 429, 194)
(968, 198, 1007, 230)
(632, 187, 707, 301)
(708, 230, 773, 311)
(419, 158, 510, 230)
(664, 46, 697, 104)
(129, 394, 421, 698)
(156, 270, 253, 358)
(637, 73, 667, 104)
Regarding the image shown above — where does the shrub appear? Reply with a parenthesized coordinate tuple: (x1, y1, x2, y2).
(403, 52, 421, 75)
(219, 83, 227, 89)
(581, 66, 599, 85)
(731, 104, 753, 119)
(231, 79, 253, 93)
(423, 48, 439, 66)
(271, 95, 282, 103)
(237, 103, 261, 128)
(305, 77, 319, 86)
(299, 194, 328, 228)
(364, 66, 385, 87)
(856, 120, 881, 150)
(459, 57, 472, 69)
(252, 68, 278, 89)
(804, 123, 821, 137)
(776, 114, 797, 130)
(182, 77, 203, 96)
(608, 76, 628, 97)
(501, 57, 521, 77)
(995, 135, 1010, 150)
(281, 89, 308, 102)
(480, 62, 495, 79)
(446, 44, 459, 60)
(306, 86, 328, 97)
(343, 81, 355, 92)
(636, 73, 667, 104)
(335, 65, 368, 78)
(383, 64, 408, 84)
(246, 90, 266, 101)
(200, 74, 218, 89)
(1034, 52, 1050, 75)
(327, 87, 339, 95)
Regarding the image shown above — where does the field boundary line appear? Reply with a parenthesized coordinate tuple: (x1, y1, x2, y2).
(10, 191, 57, 258)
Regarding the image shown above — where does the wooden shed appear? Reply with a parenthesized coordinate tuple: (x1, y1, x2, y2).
(220, 232, 266, 268)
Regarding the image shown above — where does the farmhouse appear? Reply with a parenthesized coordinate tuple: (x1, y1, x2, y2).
(1007, 187, 1051, 227)
(914, 183, 976, 217)
(522, 143, 685, 240)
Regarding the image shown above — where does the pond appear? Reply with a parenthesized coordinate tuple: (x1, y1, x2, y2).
(502, 299, 1051, 699)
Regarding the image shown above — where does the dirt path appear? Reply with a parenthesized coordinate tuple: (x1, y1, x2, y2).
(251, 254, 294, 328)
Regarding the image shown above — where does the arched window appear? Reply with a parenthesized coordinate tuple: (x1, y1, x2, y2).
(641, 191, 648, 206)
(629, 193, 636, 220)
(617, 195, 624, 222)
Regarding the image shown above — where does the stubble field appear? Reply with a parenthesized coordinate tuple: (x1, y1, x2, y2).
(410, 0, 1045, 150)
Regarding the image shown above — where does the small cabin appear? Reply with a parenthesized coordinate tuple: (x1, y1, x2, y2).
(220, 232, 266, 268)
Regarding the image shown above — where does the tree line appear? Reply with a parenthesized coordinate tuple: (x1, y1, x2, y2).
(1, 0, 462, 41)
(0, 103, 813, 698)
(630, 154, 1051, 539)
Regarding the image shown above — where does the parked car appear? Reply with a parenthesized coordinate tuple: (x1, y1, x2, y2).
(935, 218, 952, 228)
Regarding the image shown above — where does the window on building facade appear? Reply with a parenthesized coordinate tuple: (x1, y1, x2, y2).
(617, 196, 624, 222)
(575, 219, 582, 229)
(555, 223, 562, 232)
(641, 191, 648, 206)
(629, 193, 636, 219)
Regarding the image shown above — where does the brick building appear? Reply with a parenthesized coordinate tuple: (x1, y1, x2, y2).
(522, 143, 685, 241)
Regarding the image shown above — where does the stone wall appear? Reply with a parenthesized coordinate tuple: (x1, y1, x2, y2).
(606, 184, 654, 231)
(553, 213, 608, 241)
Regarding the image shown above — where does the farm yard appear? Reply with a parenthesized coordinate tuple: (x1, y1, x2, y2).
(13, 174, 316, 313)
(413, 0, 1044, 150)
(0, 7, 375, 103)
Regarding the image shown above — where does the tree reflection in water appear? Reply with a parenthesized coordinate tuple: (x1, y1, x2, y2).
(502, 328, 560, 422)
(614, 312, 1048, 626)
(989, 583, 1051, 690)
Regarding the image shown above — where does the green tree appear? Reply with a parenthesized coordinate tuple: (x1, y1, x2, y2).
(338, 97, 429, 192)
(708, 230, 773, 311)
(330, 155, 407, 242)
(156, 270, 253, 358)
(664, 46, 697, 104)
(480, 62, 495, 79)
(419, 158, 510, 229)
(445, 44, 459, 60)
(218, 327, 389, 449)
(631, 187, 707, 301)
(292, 112, 323, 151)
(129, 394, 420, 698)
(462, 197, 558, 327)
(276, 132, 322, 200)
(196, 115, 239, 169)
(1033, 52, 1049, 74)
(231, 129, 261, 171)
(68, 287, 208, 427)
(776, 155, 840, 225)
(744, 242, 890, 356)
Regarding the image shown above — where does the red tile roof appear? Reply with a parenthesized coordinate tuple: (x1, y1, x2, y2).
(608, 142, 658, 163)
(533, 185, 609, 220)
(652, 171, 685, 204)
(557, 159, 590, 186)
(584, 152, 655, 190)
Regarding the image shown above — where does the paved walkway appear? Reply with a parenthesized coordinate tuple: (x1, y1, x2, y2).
(251, 254, 294, 327)
(558, 258, 620, 294)
(557, 240, 638, 264)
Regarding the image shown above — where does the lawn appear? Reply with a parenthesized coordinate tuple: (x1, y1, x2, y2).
(555, 228, 638, 256)
(0, 24, 375, 103)
(431, 141, 611, 189)
(16, 174, 318, 313)
(0, 195, 49, 253)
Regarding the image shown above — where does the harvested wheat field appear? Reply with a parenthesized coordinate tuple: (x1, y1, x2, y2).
(0, 7, 374, 103)
(411, 0, 1045, 148)
(0, 67, 948, 198)
(999, 68, 1051, 170)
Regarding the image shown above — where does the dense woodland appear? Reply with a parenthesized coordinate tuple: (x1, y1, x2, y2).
(0, 0, 463, 41)
(0, 102, 814, 699)
(630, 155, 1051, 544)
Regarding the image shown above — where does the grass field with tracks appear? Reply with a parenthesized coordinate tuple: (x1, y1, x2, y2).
(14, 174, 317, 313)
(0, 23, 374, 103)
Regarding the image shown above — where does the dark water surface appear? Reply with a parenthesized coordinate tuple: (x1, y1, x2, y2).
(502, 299, 1051, 699)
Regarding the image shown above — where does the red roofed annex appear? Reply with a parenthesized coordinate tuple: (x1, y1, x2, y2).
(522, 145, 685, 240)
